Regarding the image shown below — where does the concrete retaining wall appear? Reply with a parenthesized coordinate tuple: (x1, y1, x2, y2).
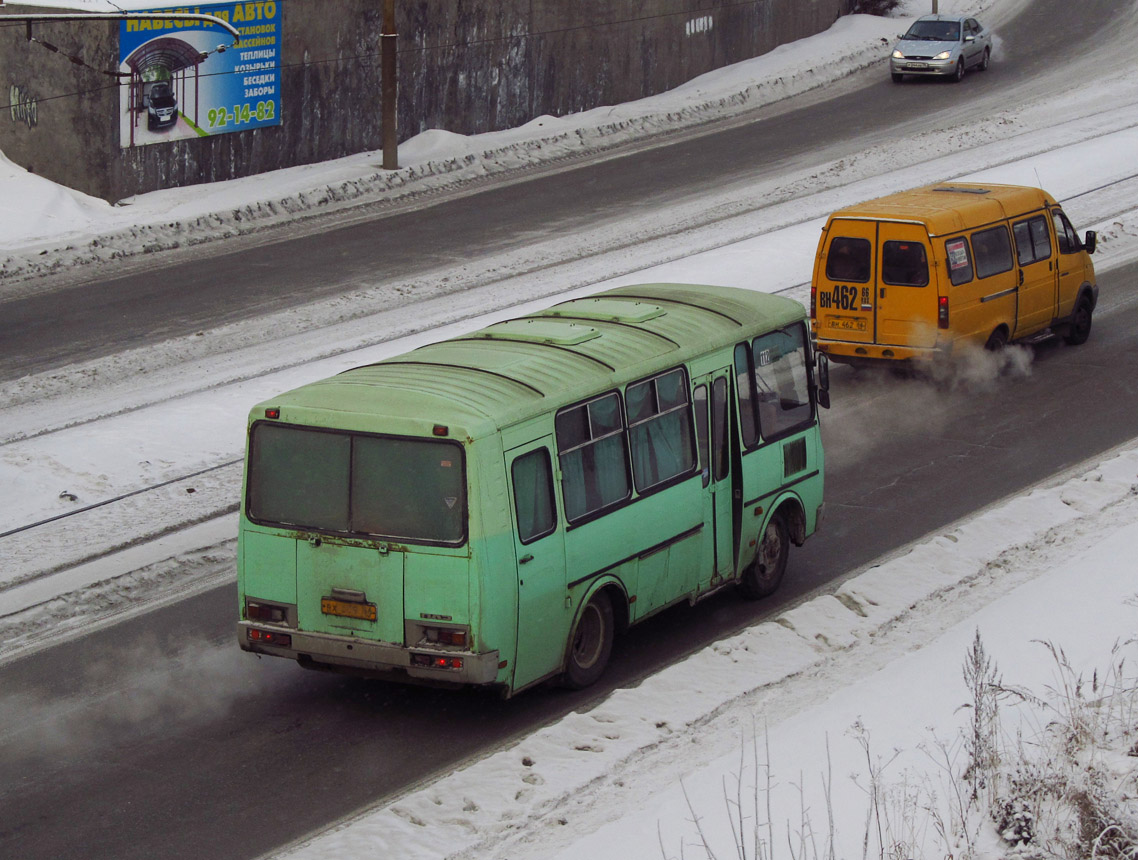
(1, 0, 849, 202)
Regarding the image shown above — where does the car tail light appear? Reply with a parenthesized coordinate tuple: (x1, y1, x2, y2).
(938, 296, 949, 329)
(248, 628, 291, 647)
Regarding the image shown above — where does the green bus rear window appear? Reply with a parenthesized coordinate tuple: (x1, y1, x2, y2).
(247, 423, 466, 544)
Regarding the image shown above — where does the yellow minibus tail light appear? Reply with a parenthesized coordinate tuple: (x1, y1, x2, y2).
(938, 296, 950, 329)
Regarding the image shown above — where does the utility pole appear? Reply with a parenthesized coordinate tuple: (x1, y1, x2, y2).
(382, 0, 398, 170)
(932, 0, 939, 12)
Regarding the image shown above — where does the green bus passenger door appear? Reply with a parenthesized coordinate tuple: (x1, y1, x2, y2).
(694, 372, 735, 594)
(506, 439, 569, 690)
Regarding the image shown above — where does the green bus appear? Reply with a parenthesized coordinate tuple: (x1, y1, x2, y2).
(237, 283, 829, 696)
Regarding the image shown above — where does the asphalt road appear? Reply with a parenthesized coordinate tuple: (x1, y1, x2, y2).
(1, 0, 1135, 857)
(0, 0, 1121, 381)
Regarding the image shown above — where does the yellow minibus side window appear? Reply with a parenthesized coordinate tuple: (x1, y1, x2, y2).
(1013, 216, 1052, 265)
(972, 226, 1014, 279)
(1051, 210, 1079, 254)
(945, 237, 974, 285)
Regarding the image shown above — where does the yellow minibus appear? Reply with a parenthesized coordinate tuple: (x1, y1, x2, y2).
(811, 183, 1098, 365)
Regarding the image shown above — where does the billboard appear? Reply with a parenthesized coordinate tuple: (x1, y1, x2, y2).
(119, 2, 283, 148)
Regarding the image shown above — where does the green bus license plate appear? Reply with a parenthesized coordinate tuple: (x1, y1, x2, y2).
(321, 598, 378, 621)
(828, 316, 867, 332)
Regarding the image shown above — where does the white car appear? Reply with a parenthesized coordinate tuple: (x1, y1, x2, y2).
(890, 14, 992, 83)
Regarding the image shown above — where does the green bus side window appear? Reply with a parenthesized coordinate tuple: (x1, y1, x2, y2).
(626, 368, 695, 493)
(752, 325, 813, 441)
(555, 392, 631, 523)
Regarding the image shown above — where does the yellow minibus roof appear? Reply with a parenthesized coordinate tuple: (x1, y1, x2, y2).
(829, 183, 1059, 237)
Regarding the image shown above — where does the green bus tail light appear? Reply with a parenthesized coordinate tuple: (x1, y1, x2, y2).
(411, 653, 464, 670)
(248, 628, 291, 647)
(423, 627, 467, 647)
(246, 600, 288, 624)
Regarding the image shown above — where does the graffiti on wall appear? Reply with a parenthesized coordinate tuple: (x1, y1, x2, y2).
(9, 84, 38, 128)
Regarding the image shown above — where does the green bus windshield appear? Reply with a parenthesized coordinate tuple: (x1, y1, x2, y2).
(247, 423, 466, 544)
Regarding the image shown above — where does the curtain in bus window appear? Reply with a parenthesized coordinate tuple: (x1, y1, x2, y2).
(248, 424, 350, 531)
(352, 436, 465, 543)
(556, 393, 630, 523)
(693, 384, 710, 487)
(512, 448, 555, 543)
(711, 376, 729, 482)
(627, 369, 694, 492)
(752, 326, 813, 440)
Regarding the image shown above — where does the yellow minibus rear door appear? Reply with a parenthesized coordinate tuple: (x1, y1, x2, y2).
(876, 223, 938, 349)
(815, 219, 877, 344)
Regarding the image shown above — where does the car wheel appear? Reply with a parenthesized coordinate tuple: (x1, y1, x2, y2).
(561, 590, 614, 689)
(1063, 296, 1093, 345)
(985, 328, 1008, 351)
(891, 72, 904, 84)
(738, 513, 789, 600)
(979, 47, 991, 71)
(953, 59, 965, 82)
